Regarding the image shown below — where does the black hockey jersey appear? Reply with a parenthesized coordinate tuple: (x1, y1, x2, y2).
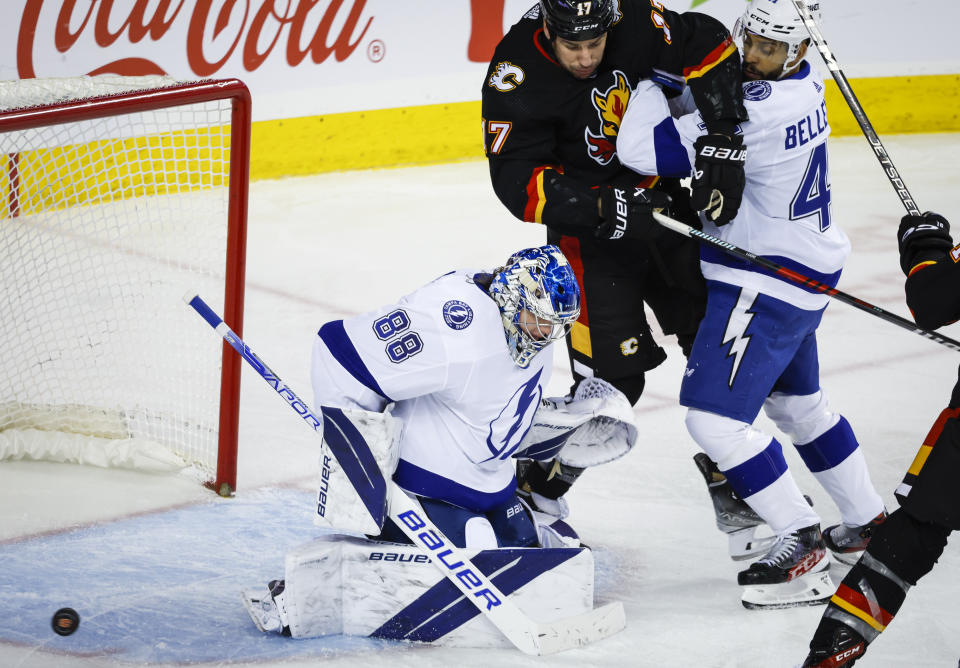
(482, 0, 746, 235)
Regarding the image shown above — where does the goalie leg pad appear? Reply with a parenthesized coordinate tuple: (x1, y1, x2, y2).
(315, 406, 401, 535)
(517, 494, 581, 548)
(279, 534, 596, 646)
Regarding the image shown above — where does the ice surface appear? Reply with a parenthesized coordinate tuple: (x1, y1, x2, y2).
(1, 133, 958, 667)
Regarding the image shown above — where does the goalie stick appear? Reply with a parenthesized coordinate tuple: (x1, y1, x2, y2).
(791, 0, 921, 216)
(652, 212, 960, 353)
(183, 293, 625, 655)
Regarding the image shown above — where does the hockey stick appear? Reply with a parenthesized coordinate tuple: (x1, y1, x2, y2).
(791, 0, 921, 216)
(652, 212, 960, 353)
(183, 293, 625, 655)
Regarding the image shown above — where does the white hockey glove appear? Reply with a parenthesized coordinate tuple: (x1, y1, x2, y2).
(515, 377, 638, 468)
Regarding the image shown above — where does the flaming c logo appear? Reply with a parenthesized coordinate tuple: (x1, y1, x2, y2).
(584, 70, 631, 166)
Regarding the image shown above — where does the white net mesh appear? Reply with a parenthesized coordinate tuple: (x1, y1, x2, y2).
(0, 76, 242, 482)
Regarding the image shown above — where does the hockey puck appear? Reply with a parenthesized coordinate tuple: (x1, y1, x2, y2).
(52, 608, 80, 636)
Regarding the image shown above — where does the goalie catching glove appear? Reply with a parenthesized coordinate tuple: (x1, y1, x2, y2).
(691, 133, 746, 226)
(897, 211, 953, 275)
(596, 185, 671, 242)
(514, 377, 638, 468)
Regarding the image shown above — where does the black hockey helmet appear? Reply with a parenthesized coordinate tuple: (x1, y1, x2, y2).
(540, 0, 617, 42)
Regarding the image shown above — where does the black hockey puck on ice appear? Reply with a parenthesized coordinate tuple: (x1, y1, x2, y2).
(52, 608, 80, 636)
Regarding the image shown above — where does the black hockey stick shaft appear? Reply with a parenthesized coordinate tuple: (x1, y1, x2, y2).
(791, 0, 921, 216)
(652, 212, 960, 353)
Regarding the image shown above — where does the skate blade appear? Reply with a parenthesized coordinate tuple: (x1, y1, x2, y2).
(829, 548, 863, 567)
(727, 527, 777, 562)
(740, 570, 834, 610)
(242, 589, 280, 633)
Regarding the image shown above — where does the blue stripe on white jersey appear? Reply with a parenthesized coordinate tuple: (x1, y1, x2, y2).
(653, 117, 691, 177)
(651, 67, 685, 92)
(700, 245, 842, 292)
(393, 459, 517, 513)
(318, 319, 394, 402)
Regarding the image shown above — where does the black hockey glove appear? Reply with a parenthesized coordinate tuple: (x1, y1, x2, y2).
(897, 211, 953, 275)
(596, 185, 671, 241)
(690, 134, 746, 226)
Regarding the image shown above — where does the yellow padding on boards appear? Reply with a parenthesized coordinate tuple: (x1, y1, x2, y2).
(825, 74, 960, 136)
(249, 74, 960, 179)
(1, 130, 228, 218)
(250, 101, 483, 180)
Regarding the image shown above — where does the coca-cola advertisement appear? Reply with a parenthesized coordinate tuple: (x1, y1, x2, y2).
(1, 1, 950, 121)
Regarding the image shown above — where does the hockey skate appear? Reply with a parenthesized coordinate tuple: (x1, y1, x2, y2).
(738, 524, 833, 610)
(823, 511, 887, 566)
(693, 452, 776, 561)
(242, 579, 290, 635)
(801, 620, 867, 667)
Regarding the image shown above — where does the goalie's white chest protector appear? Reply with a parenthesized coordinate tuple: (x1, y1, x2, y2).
(311, 271, 551, 512)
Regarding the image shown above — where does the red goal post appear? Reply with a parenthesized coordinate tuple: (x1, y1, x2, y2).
(0, 76, 250, 496)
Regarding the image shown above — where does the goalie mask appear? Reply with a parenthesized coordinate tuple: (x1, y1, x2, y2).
(734, 0, 820, 78)
(489, 245, 581, 368)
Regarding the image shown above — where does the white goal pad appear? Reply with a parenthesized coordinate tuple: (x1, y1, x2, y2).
(313, 408, 401, 535)
(271, 534, 595, 647)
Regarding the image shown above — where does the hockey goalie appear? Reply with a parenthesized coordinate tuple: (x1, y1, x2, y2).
(241, 245, 636, 647)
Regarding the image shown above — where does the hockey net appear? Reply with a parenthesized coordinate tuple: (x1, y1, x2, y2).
(0, 75, 250, 495)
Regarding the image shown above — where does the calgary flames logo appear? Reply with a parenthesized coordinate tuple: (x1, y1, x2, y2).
(584, 70, 631, 166)
(488, 61, 526, 92)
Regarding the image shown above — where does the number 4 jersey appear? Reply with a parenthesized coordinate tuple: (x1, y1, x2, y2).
(618, 61, 849, 311)
(311, 271, 552, 513)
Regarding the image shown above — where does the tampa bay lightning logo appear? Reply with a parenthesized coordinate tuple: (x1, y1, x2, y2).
(442, 300, 473, 330)
(484, 370, 543, 461)
(743, 80, 773, 102)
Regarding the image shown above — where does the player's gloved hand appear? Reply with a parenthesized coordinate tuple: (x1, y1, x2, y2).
(596, 185, 671, 241)
(690, 133, 746, 226)
(897, 211, 953, 275)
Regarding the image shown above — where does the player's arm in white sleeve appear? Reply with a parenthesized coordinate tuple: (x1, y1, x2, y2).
(617, 80, 696, 178)
(619, 80, 769, 180)
(311, 297, 449, 413)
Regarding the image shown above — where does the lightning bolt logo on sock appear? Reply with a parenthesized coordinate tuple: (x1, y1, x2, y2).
(721, 289, 757, 388)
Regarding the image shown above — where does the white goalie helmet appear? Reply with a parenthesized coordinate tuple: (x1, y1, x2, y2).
(734, 0, 820, 77)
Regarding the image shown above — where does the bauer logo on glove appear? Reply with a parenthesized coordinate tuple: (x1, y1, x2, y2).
(691, 134, 746, 226)
(597, 185, 671, 242)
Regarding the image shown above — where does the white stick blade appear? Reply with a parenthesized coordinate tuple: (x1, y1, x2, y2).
(533, 601, 626, 655)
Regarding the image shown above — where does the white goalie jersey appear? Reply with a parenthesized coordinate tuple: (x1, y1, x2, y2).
(311, 270, 552, 513)
(618, 61, 849, 311)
